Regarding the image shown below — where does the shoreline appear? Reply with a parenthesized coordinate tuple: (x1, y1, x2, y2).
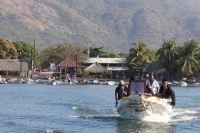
(3, 73, 197, 87)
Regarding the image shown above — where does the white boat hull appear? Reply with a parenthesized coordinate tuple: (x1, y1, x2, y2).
(22, 79, 35, 84)
(178, 81, 187, 86)
(106, 81, 115, 85)
(8, 79, 23, 84)
(171, 80, 179, 86)
(56, 80, 72, 85)
(35, 79, 46, 84)
(116, 95, 172, 122)
(46, 80, 57, 85)
(93, 80, 101, 84)
(0, 79, 7, 84)
(195, 82, 200, 86)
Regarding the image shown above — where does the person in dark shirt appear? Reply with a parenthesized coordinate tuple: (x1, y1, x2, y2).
(115, 80, 125, 106)
(158, 79, 176, 107)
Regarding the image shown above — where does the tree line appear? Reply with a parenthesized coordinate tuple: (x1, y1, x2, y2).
(0, 38, 121, 68)
(0, 37, 200, 79)
(127, 39, 200, 79)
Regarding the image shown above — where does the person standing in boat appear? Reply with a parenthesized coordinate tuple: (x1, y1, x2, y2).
(158, 79, 176, 107)
(115, 80, 125, 106)
(66, 72, 71, 84)
(146, 74, 160, 96)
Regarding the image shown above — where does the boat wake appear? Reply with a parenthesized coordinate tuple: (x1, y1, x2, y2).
(170, 108, 199, 122)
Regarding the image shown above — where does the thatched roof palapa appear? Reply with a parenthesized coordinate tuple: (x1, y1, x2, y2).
(145, 62, 166, 74)
(84, 62, 107, 73)
(0, 59, 29, 71)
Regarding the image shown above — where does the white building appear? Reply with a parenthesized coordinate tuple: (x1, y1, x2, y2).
(82, 58, 128, 71)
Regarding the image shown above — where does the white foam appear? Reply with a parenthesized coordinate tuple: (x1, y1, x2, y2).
(142, 112, 171, 123)
(169, 108, 199, 122)
(72, 106, 78, 110)
(171, 109, 198, 116)
(68, 114, 119, 118)
(46, 129, 53, 133)
(171, 116, 198, 122)
(68, 115, 80, 118)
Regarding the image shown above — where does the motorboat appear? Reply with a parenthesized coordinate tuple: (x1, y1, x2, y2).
(195, 82, 200, 86)
(0, 78, 7, 84)
(35, 79, 46, 84)
(93, 79, 101, 84)
(21, 79, 35, 84)
(178, 81, 187, 86)
(85, 80, 94, 84)
(187, 79, 196, 84)
(46, 78, 57, 85)
(7, 79, 23, 84)
(83, 79, 101, 84)
(0, 75, 7, 84)
(46, 80, 57, 85)
(171, 80, 179, 86)
(56, 80, 72, 85)
(106, 81, 115, 85)
(116, 95, 173, 122)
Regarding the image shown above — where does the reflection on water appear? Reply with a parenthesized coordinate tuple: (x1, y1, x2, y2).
(115, 118, 173, 133)
(0, 85, 200, 133)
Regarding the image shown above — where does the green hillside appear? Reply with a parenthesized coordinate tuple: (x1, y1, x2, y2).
(0, 0, 200, 52)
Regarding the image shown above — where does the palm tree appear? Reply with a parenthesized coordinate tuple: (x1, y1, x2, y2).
(126, 41, 154, 78)
(156, 39, 180, 77)
(127, 41, 154, 63)
(176, 39, 200, 77)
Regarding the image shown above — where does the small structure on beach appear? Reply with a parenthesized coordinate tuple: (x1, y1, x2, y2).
(57, 56, 80, 74)
(0, 59, 31, 77)
(145, 62, 166, 74)
(82, 58, 128, 71)
(84, 62, 107, 73)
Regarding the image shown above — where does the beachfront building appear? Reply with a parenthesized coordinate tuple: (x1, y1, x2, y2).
(82, 58, 128, 78)
(0, 59, 32, 78)
(56, 57, 128, 78)
(57, 56, 80, 75)
(57, 57, 128, 72)
(145, 62, 167, 80)
(82, 58, 128, 71)
(56, 57, 168, 79)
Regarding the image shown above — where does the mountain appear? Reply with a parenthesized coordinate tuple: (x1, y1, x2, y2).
(1, 0, 200, 52)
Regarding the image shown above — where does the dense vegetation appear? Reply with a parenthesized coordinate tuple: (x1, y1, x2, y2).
(0, 0, 200, 52)
(0, 38, 18, 59)
(1, 37, 199, 79)
(126, 39, 200, 79)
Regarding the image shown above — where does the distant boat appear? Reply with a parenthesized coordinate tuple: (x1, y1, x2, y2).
(35, 79, 46, 84)
(7, 79, 23, 84)
(0, 79, 7, 84)
(83, 79, 101, 84)
(171, 80, 179, 86)
(195, 82, 200, 86)
(93, 80, 101, 84)
(178, 81, 187, 86)
(22, 79, 35, 84)
(106, 81, 115, 85)
(84, 79, 93, 84)
(46, 79, 57, 85)
(56, 80, 72, 85)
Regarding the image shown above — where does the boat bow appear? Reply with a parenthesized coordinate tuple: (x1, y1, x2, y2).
(116, 95, 172, 121)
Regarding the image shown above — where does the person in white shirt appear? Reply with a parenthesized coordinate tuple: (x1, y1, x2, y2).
(66, 72, 71, 84)
(146, 74, 160, 96)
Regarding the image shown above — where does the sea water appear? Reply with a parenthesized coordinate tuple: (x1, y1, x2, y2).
(0, 84, 199, 133)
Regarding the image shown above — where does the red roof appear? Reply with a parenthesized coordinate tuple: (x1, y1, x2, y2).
(57, 57, 79, 67)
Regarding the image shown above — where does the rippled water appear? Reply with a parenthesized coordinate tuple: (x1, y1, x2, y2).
(0, 84, 200, 133)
